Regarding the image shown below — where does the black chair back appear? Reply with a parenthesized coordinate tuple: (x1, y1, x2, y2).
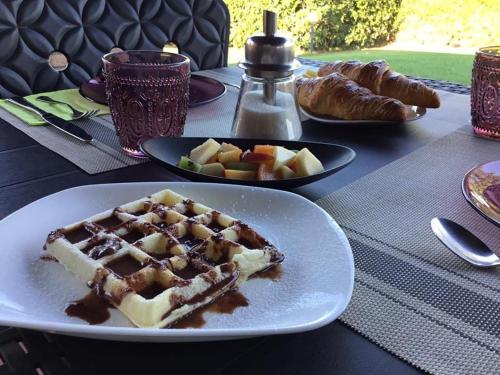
(0, 0, 230, 98)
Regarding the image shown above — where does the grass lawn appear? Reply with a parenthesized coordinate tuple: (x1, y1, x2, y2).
(299, 50, 473, 85)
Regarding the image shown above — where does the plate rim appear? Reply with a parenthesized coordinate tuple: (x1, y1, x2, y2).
(0, 181, 354, 340)
(300, 105, 427, 124)
(462, 160, 500, 228)
(78, 75, 228, 107)
(189, 74, 227, 107)
(140, 137, 356, 188)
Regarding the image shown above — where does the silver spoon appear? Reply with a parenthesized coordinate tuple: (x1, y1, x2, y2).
(431, 217, 499, 267)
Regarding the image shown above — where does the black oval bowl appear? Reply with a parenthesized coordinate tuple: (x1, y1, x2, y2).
(141, 137, 356, 189)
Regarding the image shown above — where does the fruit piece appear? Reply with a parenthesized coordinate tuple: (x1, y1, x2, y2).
(277, 165, 296, 179)
(220, 142, 241, 152)
(178, 156, 202, 172)
(200, 163, 225, 177)
(189, 138, 220, 164)
(254, 145, 276, 157)
(218, 149, 242, 164)
(224, 161, 258, 171)
(241, 151, 274, 163)
(294, 148, 325, 177)
(225, 169, 257, 180)
(288, 156, 298, 172)
(272, 146, 296, 171)
(206, 153, 218, 164)
(257, 162, 275, 181)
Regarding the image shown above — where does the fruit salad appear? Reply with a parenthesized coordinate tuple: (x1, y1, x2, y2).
(177, 138, 325, 181)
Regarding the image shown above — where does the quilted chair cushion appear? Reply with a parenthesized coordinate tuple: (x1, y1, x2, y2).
(0, 0, 230, 98)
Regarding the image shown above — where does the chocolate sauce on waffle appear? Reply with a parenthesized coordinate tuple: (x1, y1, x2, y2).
(65, 291, 111, 324)
(63, 225, 92, 244)
(181, 199, 197, 217)
(138, 282, 166, 299)
(40, 254, 58, 262)
(106, 255, 143, 277)
(119, 228, 145, 243)
(173, 264, 203, 280)
(82, 238, 122, 259)
(207, 222, 225, 233)
(94, 215, 122, 230)
(178, 234, 203, 250)
(162, 271, 239, 320)
(47, 230, 63, 243)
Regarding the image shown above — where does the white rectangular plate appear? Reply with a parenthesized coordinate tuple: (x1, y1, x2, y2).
(0, 182, 353, 342)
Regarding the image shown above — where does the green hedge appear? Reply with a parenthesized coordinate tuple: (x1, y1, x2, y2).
(225, 0, 499, 50)
(397, 0, 500, 48)
(225, 0, 402, 50)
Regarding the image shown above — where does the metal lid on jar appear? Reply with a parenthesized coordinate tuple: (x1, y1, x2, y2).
(239, 10, 301, 79)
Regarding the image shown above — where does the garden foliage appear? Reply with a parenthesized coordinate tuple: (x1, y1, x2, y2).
(224, 0, 499, 50)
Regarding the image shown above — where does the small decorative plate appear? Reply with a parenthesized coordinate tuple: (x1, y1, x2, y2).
(300, 105, 426, 124)
(462, 159, 500, 227)
(79, 75, 226, 108)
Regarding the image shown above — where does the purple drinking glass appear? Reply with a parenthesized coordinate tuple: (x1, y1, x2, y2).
(471, 46, 500, 140)
(102, 50, 190, 157)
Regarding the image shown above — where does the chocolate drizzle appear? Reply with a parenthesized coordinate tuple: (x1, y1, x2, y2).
(119, 228, 146, 243)
(40, 254, 58, 262)
(47, 230, 63, 243)
(105, 255, 143, 278)
(82, 237, 122, 260)
(138, 282, 166, 299)
(63, 225, 92, 244)
(94, 215, 122, 230)
(181, 199, 197, 217)
(162, 270, 239, 320)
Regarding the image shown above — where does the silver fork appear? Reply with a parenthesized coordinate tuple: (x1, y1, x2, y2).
(35, 96, 100, 120)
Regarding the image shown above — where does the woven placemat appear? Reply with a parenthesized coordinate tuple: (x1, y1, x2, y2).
(0, 68, 244, 175)
(316, 129, 500, 374)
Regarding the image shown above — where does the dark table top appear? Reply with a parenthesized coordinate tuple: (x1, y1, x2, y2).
(0, 88, 470, 375)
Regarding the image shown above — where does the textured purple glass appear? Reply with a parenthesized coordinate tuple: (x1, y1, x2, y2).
(471, 46, 500, 140)
(102, 51, 190, 157)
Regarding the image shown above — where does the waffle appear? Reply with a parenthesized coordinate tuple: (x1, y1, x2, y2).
(43, 189, 284, 328)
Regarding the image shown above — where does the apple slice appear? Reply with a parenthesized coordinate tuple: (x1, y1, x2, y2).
(294, 148, 325, 177)
(272, 146, 296, 171)
(225, 169, 257, 180)
(189, 138, 221, 164)
(277, 165, 295, 179)
(220, 142, 241, 152)
(241, 151, 274, 163)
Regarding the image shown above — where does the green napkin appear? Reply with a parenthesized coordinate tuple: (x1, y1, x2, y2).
(0, 89, 109, 125)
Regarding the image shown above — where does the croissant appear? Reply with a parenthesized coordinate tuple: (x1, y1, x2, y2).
(296, 73, 408, 122)
(318, 60, 440, 108)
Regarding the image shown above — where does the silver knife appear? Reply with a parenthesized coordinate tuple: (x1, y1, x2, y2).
(7, 97, 93, 142)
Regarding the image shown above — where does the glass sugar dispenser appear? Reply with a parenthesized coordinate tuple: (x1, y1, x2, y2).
(231, 10, 302, 140)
